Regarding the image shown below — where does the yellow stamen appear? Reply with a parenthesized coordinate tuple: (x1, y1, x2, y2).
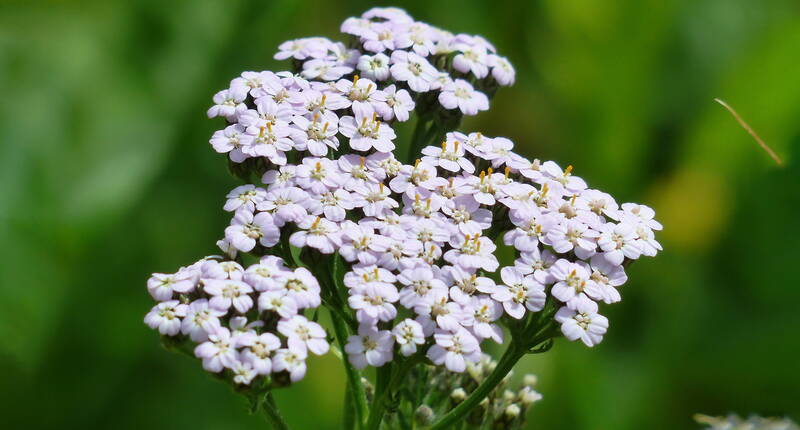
(315, 161, 322, 172)
(311, 217, 321, 229)
(504, 166, 510, 178)
(487, 167, 493, 175)
(570, 194, 577, 205)
(353, 74, 359, 85)
(415, 194, 420, 204)
(426, 198, 431, 209)
(320, 94, 327, 105)
(565, 165, 573, 175)
(479, 170, 485, 183)
(322, 122, 329, 133)
(359, 157, 365, 168)
(360, 117, 367, 128)
(569, 269, 577, 277)
(415, 159, 421, 167)
(313, 113, 320, 123)
(441, 141, 447, 151)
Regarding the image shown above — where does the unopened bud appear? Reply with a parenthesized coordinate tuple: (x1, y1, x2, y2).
(414, 405, 435, 425)
(451, 388, 467, 403)
(523, 374, 538, 387)
(504, 404, 521, 420)
(502, 389, 515, 402)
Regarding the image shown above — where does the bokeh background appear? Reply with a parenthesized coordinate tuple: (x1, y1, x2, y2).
(2, 0, 799, 429)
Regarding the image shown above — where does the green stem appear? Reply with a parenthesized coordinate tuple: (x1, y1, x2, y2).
(331, 309, 368, 429)
(366, 355, 422, 430)
(407, 117, 432, 164)
(429, 345, 525, 430)
(261, 392, 290, 430)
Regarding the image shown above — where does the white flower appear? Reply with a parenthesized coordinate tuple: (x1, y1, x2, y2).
(258, 291, 298, 319)
(302, 58, 351, 81)
(181, 299, 225, 342)
(278, 315, 330, 355)
(549, 259, 603, 309)
(310, 189, 355, 222)
(349, 284, 399, 323)
(147, 271, 196, 302)
(231, 359, 257, 385)
(210, 124, 247, 162)
(339, 104, 397, 153)
(438, 79, 489, 116)
(273, 348, 308, 382)
(489, 54, 515, 86)
(277, 268, 321, 309)
(392, 319, 426, 356)
(207, 88, 247, 119)
(390, 50, 437, 92)
(357, 53, 391, 81)
(240, 124, 294, 165)
(547, 219, 599, 260)
(373, 84, 415, 121)
(257, 187, 310, 227)
(444, 234, 499, 272)
(588, 254, 627, 304)
(421, 139, 475, 173)
(194, 327, 238, 372)
(428, 327, 481, 373)
(144, 300, 187, 336)
(224, 184, 267, 213)
(290, 215, 342, 254)
(514, 248, 557, 285)
(203, 279, 255, 313)
(492, 267, 546, 319)
(452, 45, 489, 78)
(445, 265, 496, 304)
(241, 332, 281, 375)
(244, 256, 289, 292)
(352, 182, 398, 217)
(461, 295, 504, 343)
(555, 300, 608, 347)
(397, 265, 448, 308)
(345, 324, 394, 369)
(335, 76, 383, 112)
(290, 112, 339, 156)
(339, 223, 391, 265)
(597, 222, 641, 265)
(224, 211, 281, 252)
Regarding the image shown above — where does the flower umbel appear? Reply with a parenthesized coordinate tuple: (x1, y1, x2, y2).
(145, 6, 662, 430)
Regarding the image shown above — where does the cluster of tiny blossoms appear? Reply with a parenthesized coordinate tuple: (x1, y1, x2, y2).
(145, 7, 662, 389)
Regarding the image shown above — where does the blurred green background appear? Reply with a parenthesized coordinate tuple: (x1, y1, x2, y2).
(1, 0, 799, 428)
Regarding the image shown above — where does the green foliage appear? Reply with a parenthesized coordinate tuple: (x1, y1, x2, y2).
(1, 0, 799, 429)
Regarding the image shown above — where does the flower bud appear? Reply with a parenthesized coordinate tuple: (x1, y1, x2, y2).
(504, 404, 521, 420)
(414, 405, 435, 426)
(523, 374, 538, 387)
(451, 388, 467, 403)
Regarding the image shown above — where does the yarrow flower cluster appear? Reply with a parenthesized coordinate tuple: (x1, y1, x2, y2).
(145, 7, 662, 428)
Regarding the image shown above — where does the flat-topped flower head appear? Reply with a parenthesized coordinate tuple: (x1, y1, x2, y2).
(148, 6, 663, 401)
